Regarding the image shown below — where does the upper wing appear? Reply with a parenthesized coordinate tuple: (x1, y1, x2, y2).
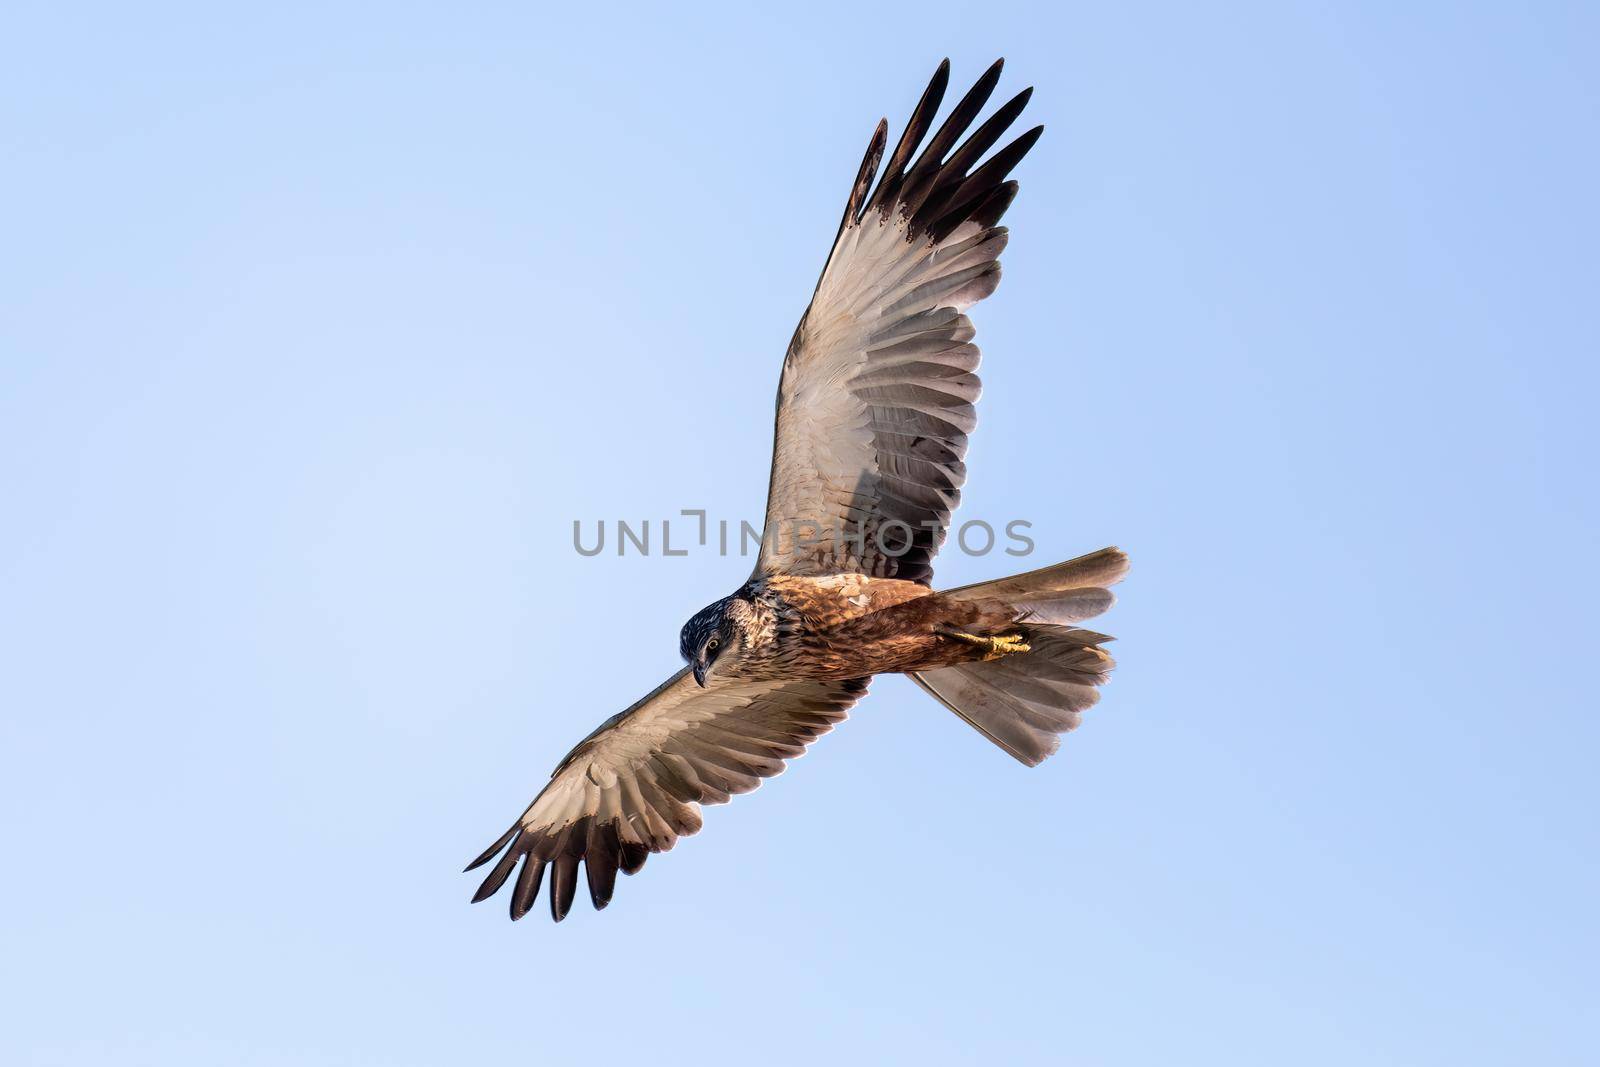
(465, 669, 868, 922)
(755, 59, 1040, 584)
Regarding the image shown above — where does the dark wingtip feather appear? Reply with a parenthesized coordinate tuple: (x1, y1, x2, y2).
(898, 63, 1009, 227)
(509, 855, 546, 921)
(619, 841, 649, 875)
(585, 824, 620, 910)
(949, 87, 1033, 174)
(970, 124, 1043, 194)
(868, 60, 952, 217)
(923, 124, 1042, 240)
(973, 181, 1019, 228)
(941, 61, 1004, 148)
(587, 863, 616, 910)
(471, 836, 523, 903)
(845, 119, 888, 223)
(463, 823, 519, 873)
(915, 92, 1036, 236)
(549, 855, 579, 922)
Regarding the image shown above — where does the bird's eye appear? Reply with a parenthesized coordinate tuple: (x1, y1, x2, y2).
(706, 638, 719, 652)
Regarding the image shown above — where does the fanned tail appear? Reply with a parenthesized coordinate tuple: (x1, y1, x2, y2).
(912, 547, 1127, 765)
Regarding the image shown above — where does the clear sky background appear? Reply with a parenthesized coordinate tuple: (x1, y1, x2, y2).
(3, 2, 1597, 1064)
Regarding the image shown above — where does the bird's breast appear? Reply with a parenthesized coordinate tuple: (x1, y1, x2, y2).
(743, 574, 942, 679)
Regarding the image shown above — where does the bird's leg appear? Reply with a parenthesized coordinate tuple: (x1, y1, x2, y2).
(940, 628, 1032, 661)
(983, 633, 1032, 659)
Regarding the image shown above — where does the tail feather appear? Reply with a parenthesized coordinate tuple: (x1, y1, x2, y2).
(941, 546, 1129, 601)
(1012, 586, 1115, 626)
(913, 547, 1126, 766)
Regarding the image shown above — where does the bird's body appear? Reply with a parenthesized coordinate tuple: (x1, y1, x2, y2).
(465, 60, 1130, 923)
(693, 574, 983, 681)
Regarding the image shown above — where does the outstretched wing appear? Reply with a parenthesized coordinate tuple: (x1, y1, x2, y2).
(466, 670, 868, 922)
(755, 59, 1040, 584)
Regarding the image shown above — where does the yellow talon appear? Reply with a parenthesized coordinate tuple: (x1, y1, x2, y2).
(944, 629, 1032, 660)
(982, 633, 1032, 660)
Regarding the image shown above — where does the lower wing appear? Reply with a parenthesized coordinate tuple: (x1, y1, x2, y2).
(466, 669, 869, 921)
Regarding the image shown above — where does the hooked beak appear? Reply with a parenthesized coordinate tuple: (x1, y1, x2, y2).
(692, 659, 709, 687)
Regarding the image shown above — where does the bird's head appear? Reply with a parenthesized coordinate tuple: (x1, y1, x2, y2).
(679, 596, 748, 687)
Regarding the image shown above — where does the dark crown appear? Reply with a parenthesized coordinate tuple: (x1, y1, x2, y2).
(679, 599, 729, 661)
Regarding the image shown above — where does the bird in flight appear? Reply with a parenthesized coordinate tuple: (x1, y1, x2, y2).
(467, 60, 1128, 922)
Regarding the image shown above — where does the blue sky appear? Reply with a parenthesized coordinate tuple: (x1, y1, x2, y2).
(3, 2, 1596, 1064)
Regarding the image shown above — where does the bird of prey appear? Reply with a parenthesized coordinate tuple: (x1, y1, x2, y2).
(466, 60, 1128, 922)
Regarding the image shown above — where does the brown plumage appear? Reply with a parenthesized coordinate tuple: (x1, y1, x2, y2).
(466, 61, 1128, 922)
(708, 573, 1028, 681)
